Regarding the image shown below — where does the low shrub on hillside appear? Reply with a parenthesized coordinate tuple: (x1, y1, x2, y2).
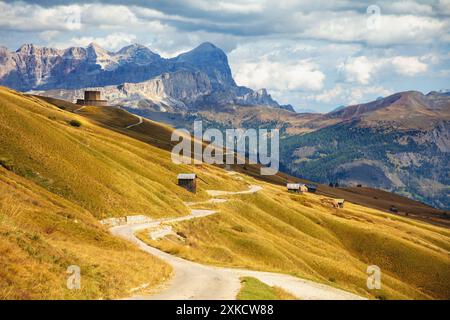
(68, 119, 82, 127)
(0, 157, 14, 171)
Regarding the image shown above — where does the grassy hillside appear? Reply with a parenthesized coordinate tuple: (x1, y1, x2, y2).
(1, 88, 248, 219)
(139, 173, 450, 300)
(0, 86, 245, 299)
(1, 86, 449, 300)
(0, 167, 171, 299)
(37, 95, 447, 228)
(318, 186, 449, 227)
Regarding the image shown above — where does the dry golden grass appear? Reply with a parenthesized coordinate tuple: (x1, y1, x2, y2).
(0, 167, 171, 299)
(1, 88, 246, 219)
(2, 86, 449, 300)
(141, 178, 450, 300)
(0, 86, 250, 299)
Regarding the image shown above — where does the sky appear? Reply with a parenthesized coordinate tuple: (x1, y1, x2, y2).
(0, 0, 449, 112)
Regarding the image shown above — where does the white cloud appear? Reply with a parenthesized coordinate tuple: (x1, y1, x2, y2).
(339, 55, 428, 84)
(39, 31, 60, 42)
(2, 1, 448, 47)
(366, 14, 447, 46)
(338, 56, 382, 85)
(82, 4, 138, 26)
(437, 0, 450, 14)
(0, 2, 85, 32)
(178, 0, 264, 13)
(233, 58, 325, 91)
(420, 53, 441, 65)
(307, 84, 392, 106)
(294, 10, 448, 46)
(391, 56, 427, 76)
(52, 32, 137, 51)
(347, 86, 391, 105)
(313, 85, 344, 103)
(380, 1, 433, 15)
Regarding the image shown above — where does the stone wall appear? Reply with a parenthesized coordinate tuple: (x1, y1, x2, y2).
(76, 99, 108, 106)
(100, 215, 152, 227)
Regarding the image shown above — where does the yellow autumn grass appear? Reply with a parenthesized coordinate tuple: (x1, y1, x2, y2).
(0, 168, 171, 299)
(0, 86, 252, 299)
(0, 87, 245, 219)
(1, 86, 449, 300)
(139, 177, 450, 300)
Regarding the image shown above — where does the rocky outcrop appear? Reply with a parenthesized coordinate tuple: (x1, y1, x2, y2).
(32, 70, 213, 112)
(413, 121, 450, 153)
(234, 88, 279, 107)
(279, 104, 296, 112)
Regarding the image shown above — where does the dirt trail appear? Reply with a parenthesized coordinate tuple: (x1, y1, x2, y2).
(126, 114, 143, 129)
(206, 185, 262, 197)
(74, 105, 86, 113)
(110, 184, 365, 300)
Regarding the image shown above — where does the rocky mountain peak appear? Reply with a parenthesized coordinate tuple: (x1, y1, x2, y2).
(15, 44, 61, 58)
(116, 43, 161, 64)
(16, 43, 37, 54)
(62, 46, 87, 59)
(256, 88, 269, 96)
(0, 46, 10, 56)
(174, 42, 235, 87)
(193, 42, 218, 51)
(177, 42, 226, 62)
(118, 43, 149, 53)
(86, 42, 110, 57)
(232, 87, 279, 107)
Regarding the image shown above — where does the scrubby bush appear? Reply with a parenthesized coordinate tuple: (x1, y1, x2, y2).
(176, 231, 187, 239)
(69, 119, 82, 127)
(0, 157, 14, 171)
(231, 225, 246, 233)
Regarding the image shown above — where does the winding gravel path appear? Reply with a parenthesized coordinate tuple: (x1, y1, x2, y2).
(110, 184, 365, 300)
(74, 105, 86, 113)
(126, 114, 143, 129)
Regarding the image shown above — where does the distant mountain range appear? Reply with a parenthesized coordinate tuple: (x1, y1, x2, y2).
(0, 42, 291, 111)
(282, 91, 450, 210)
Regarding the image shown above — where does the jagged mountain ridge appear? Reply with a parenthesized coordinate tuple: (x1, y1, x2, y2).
(0, 42, 282, 111)
(34, 70, 213, 112)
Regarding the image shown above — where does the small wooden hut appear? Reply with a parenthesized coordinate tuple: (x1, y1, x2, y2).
(287, 183, 308, 193)
(306, 184, 317, 193)
(177, 173, 197, 193)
